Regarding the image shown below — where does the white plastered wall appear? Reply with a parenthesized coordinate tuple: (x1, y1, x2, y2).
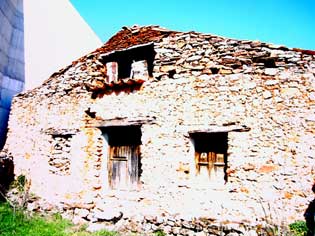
(23, 0, 102, 90)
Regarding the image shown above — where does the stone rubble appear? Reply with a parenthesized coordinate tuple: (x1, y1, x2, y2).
(3, 25, 315, 235)
(48, 135, 73, 175)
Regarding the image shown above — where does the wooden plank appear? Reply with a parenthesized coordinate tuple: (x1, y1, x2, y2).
(111, 159, 128, 189)
(108, 145, 140, 189)
(129, 145, 140, 184)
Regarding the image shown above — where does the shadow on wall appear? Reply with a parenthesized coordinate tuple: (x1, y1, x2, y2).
(304, 183, 315, 236)
(0, 151, 14, 201)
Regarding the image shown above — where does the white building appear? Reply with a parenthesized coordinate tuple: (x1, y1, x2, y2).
(0, 0, 102, 148)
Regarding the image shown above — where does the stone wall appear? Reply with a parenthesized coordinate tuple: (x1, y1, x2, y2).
(0, 0, 24, 148)
(5, 26, 315, 233)
(49, 134, 73, 176)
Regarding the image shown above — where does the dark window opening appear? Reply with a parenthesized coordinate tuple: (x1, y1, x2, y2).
(253, 57, 276, 68)
(210, 67, 220, 74)
(101, 126, 142, 189)
(263, 58, 276, 68)
(168, 69, 176, 79)
(190, 132, 228, 183)
(101, 43, 156, 81)
(106, 61, 118, 83)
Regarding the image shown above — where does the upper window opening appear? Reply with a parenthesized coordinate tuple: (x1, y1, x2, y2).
(130, 60, 149, 80)
(104, 125, 142, 146)
(190, 132, 228, 183)
(102, 43, 155, 82)
(106, 62, 118, 83)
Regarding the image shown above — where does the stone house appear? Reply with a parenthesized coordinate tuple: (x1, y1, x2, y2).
(4, 25, 315, 233)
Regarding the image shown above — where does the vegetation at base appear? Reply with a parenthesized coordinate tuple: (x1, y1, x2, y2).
(11, 175, 26, 192)
(0, 202, 118, 236)
(0, 193, 309, 236)
(289, 220, 308, 236)
(153, 229, 166, 236)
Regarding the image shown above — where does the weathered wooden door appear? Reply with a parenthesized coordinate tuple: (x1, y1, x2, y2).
(109, 145, 140, 189)
(102, 125, 142, 190)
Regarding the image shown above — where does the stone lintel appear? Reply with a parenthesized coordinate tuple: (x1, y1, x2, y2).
(42, 128, 80, 136)
(182, 124, 251, 136)
(86, 116, 156, 128)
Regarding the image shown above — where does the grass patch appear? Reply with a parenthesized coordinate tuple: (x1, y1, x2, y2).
(0, 202, 118, 236)
(289, 220, 308, 236)
(153, 229, 166, 236)
(0, 202, 70, 236)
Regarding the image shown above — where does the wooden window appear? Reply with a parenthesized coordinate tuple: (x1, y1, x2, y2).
(102, 126, 141, 189)
(130, 60, 149, 80)
(106, 62, 118, 83)
(190, 132, 228, 183)
(101, 43, 155, 81)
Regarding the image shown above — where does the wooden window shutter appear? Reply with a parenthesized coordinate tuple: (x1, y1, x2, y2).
(130, 60, 149, 80)
(106, 62, 118, 83)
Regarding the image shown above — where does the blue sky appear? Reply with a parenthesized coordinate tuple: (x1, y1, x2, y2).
(70, 0, 315, 50)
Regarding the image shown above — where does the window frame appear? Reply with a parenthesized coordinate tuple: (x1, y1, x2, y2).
(190, 132, 228, 183)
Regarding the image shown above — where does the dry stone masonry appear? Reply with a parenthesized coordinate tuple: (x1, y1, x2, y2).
(48, 134, 73, 176)
(4, 25, 315, 235)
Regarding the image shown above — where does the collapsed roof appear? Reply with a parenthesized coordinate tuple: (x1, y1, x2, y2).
(18, 25, 315, 98)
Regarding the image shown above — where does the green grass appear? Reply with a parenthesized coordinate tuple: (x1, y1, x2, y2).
(0, 202, 118, 236)
(289, 220, 308, 236)
(153, 230, 166, 236)
(3, 200, 308, 236)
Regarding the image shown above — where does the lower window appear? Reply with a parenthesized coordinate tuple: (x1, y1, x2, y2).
(190, 132, 228, 183)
